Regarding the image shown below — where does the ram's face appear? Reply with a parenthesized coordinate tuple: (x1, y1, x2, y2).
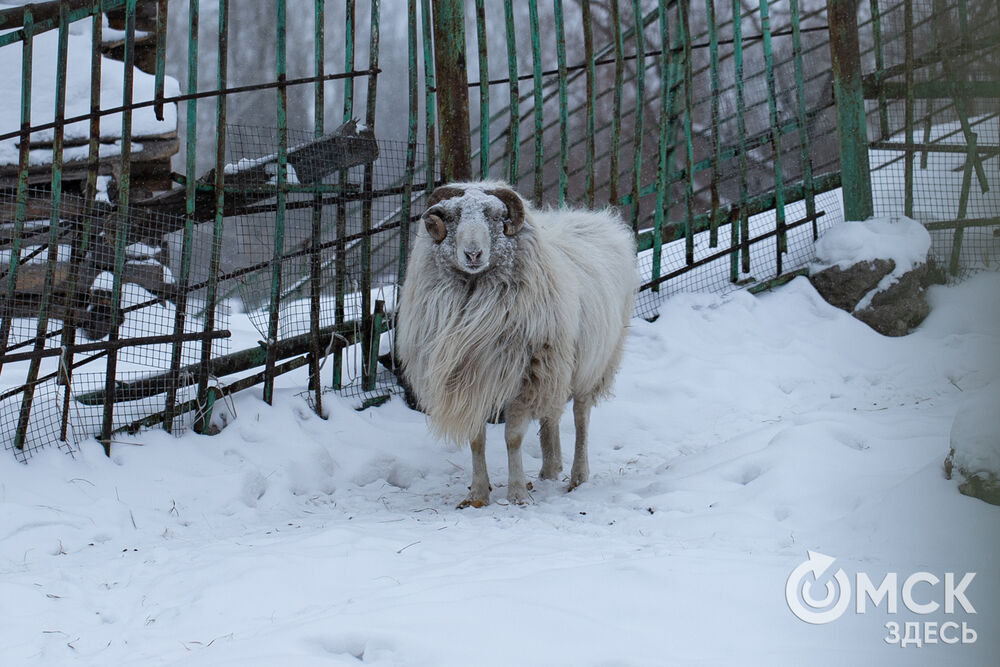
(421, 184, 525, 275)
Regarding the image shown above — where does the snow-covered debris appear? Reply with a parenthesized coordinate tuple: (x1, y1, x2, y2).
(810, 217, 939, 336)
(813, 216, 931, 276)
(945, 392, 1000, 505)
(0, 5, 178, 166)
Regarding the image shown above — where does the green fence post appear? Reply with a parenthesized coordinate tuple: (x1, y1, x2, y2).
(431, 0, 471, 182)
(827, 0, 873, 221)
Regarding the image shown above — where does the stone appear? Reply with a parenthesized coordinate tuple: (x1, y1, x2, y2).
(809, 258, 895, 312)
(944, 396, 1000, 506)
(853, 263, 931, 337)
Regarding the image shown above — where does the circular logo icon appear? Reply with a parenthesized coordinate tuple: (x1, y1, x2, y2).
(786, 550, 851, 624)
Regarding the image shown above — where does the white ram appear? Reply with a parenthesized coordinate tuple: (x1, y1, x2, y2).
(395, 181, 637, 507)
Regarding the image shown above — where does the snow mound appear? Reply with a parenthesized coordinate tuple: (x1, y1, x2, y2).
(813, 216, 931, 275)
(948, 392, 1000, 477)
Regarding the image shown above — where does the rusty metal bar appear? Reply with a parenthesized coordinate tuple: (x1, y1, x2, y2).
(164, 0, 199, 431)
(100, 0, 138, 455)
(431, 0, 471, 182)
(14, 4, 70, 450)
(828, 0, 874, 221)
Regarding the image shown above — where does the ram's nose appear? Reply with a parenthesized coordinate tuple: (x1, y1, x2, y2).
(464, 248, 483, 266)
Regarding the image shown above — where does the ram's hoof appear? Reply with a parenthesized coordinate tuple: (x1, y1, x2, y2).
(457, 496, 488, 509)
(507, 487, 532, 505)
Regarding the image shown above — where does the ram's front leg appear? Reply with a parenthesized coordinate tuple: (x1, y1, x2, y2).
(504, 405, 532, 504)
(568, 397, 592, 491)
(457, 424, 490, 508)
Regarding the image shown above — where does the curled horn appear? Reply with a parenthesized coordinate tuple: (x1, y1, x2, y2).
(486, 187, 525, 236)
(427, 185, 465, 207)
(423, 186, 465, 243)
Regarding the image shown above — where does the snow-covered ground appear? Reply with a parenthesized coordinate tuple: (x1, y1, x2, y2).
(2, 267, 997, 665)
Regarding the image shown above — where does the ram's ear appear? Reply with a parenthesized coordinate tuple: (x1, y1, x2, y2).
(486, 187, 525, 236)
(426, 185, 465, 208)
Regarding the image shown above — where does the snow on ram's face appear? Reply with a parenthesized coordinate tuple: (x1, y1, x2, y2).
(427, 186, 515, 276)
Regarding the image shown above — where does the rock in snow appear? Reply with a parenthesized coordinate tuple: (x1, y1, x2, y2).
(945, 393, 1000, 506)
(810, 217, 940, 336)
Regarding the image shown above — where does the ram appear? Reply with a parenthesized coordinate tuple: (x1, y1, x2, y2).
(396, 181, 637, 507)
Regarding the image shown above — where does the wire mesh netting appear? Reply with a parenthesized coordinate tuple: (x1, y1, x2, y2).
(0, 379, 76, 463)
(223, 125, 430, 401)
(861, 0, 1000, 278)
(1, 183, 230, 459)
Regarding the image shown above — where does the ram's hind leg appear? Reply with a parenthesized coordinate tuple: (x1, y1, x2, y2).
(538, 412, 563, 480)
(457, 425, 490, 509)
(505, 405, 532, 505)
(568, 398, 592, 491)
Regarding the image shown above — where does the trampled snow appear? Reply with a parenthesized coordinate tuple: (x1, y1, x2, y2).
(2, 271, 998, 666)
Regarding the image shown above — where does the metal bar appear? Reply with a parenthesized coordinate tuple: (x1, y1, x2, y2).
(475, 0, 489, 179)
(308, 0, 325, 418)
(904, 0, 914, 217)
(760, 0, 786, 275)
(870, 142, 999, 155)
(361, 0, 380, 392)
(431, 0, 471, 182)
(641, 211, 828, 291)
(924, 216, 1000, 231)
(628, 0, 646, 234)
(581, 0, 596, 207)
(636, 171, 843, 252)
(790, 0, 817, 239)
(733, 0, 750, 275)
(502, 0, 520, 185)
(100, 0, 137, 455)
(14, 4, 70, 450)
(263, 0, 288, 406)
(153, 0, 168, 121)
(3, 330, 232, 365)
(608, 0, 623, 205)
(528, 0, 544, 204)
(399, 0, 419, 286)
(334, 0, 356, 390)
(681, 1, 695, 267)
(0, 69, 382, 145)
(554, 0, 569, 206)
(827, 0, 874, 221)
(114, 354, 311, 437)
(650, 2, 672, 291)
(58, 0, 103, 441)
(195, 0, 228, 434)
(0, 7, 33, 379)
(705, 0, 722, 248)
(950, 132, 976, 275)
(0, 0, 122, 30)
(869, 0, 889, 139)
(164, 0, 199, 431)
(420, 0, 435, 190)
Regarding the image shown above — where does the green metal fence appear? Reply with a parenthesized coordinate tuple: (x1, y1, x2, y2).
(2, 0, 996, 461)
(860, 0, 1000, 277)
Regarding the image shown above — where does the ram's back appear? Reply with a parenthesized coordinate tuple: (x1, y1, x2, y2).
(532, 207, 637, 399)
